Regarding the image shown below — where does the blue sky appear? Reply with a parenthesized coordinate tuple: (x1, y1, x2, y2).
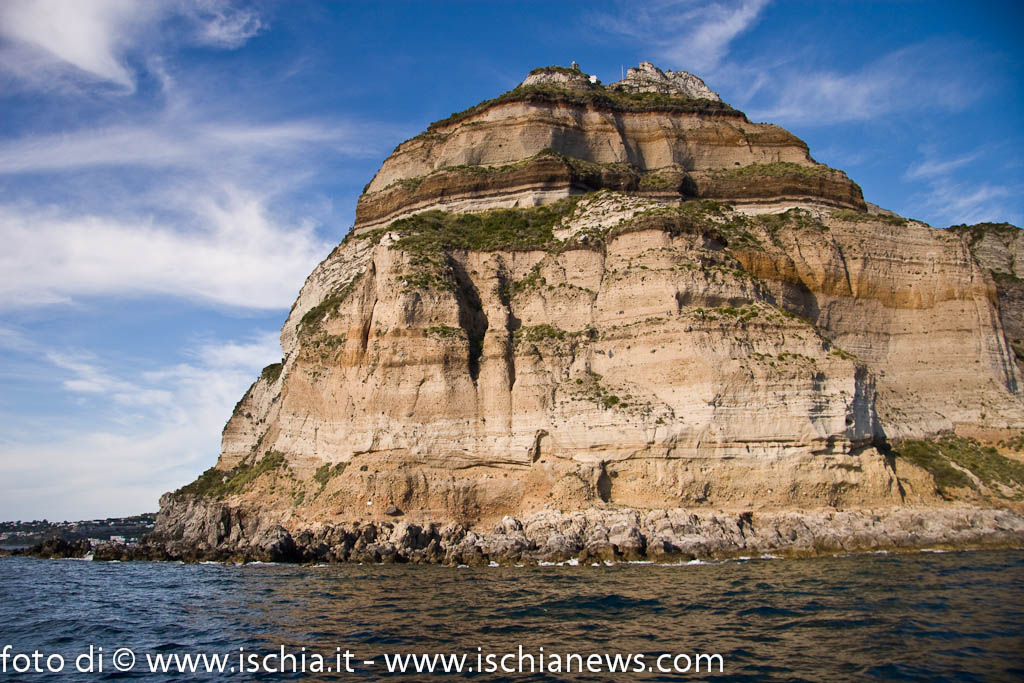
(1, 0, 1021, 521)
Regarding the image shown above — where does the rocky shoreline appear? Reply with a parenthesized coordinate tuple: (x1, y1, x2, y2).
(5, 506, 1023, 565)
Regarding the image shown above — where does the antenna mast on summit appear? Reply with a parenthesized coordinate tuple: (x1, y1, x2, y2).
(621, 65, 624, 80)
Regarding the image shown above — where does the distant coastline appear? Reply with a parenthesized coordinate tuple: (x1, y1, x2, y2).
(0, 514, 156, 549)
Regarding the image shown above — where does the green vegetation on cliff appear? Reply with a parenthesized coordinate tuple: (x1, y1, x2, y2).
(999, 433, 1024, 452)
(527, 65, 582, 77)
(607, 200, 783, 250)
(512, 323, 593, 345)
(948, 221, 1021, 244)
(721, 161, 830, 180)
(298, 274, 363, 335)
(313, 462, 347, 493)
(894, 436, 1024, 498)
(426, 325, 465, 339)
(364, 199, 581, 293)
(372, 196, 580, 255)
(367, 197, 787, 293)
(173, 451, 291, 500)
(260, 362, 283, 383)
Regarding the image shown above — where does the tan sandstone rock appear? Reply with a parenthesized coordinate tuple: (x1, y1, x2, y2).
(153, 64, 1024, 561)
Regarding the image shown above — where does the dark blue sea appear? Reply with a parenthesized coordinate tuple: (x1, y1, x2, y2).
(1, 550, 1022, 681)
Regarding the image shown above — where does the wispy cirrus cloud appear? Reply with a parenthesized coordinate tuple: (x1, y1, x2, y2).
(185, 0, 264, 49)
(0, 185, 332, 310)
(596, 0, 770, 73)
(906, 175, 1019, 227)
(744, 42, 985, 125)
(918, 178, 1016, 227)
(0, 26, 405, 312)
(0, 0, 262, 92)
(0, 104, 399, 311)
(899, 148, 1020, 226)
(594, 3, 989, 127)
(903, 152, 982, 181)
(0, 118, 379, 175)
(0, 330, 281, 520)
(46, 352, 139, 395)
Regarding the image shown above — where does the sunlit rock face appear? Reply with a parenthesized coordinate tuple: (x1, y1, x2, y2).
(354, 65, 864, 233)
(158, 64, 1024, 549)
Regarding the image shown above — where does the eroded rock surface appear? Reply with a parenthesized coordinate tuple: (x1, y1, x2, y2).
(150, 64, 1024, 563)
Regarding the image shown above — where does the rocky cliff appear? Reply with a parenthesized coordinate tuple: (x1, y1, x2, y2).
(151, 63, 1024, 563)
(355, 62, 864, 233)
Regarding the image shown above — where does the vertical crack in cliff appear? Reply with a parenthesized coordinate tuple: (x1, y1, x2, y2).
(449, 257, 488, 383)
(359, 261, 378, 356)
(494, 259, 518, 392)
(832, 241, 856, 298)
(596, 461, 612, 502)
(530, 430, 548, 463)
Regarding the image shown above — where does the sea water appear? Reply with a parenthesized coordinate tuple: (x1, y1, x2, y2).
(0, 550, 1021, 680)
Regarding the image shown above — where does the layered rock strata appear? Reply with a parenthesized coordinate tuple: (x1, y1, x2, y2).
(149, 64, 1024, 563)
(355, 65, 864, 233)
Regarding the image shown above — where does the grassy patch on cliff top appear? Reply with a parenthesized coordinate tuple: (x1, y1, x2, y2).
(528, 65, 582, 76)
(173, 451, 291, 500)
(362, 198, 843, 293)
(894, 436, 1024, 498)
(719, 161, 831, 180)
(948, 222, 1021, 244)
(425, 83, 739, 132)
(609, 200, 728, 237)
(384, 197, 581, 254)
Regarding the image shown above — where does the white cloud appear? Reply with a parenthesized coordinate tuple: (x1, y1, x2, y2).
(595, 2, 987, 128)
(744, 43, 983, 126)
(0, 70, 401, 312)
(183, 0, 264, 49)
(0, 0, 262, 92)
(0, 16, 404, 312)
(905, 176, 1018, 227)
(46, 352, 137, 395)
(898, 148, 1020, 226)
(0, 186, 332, 310)
(904, 152, 981, 181)
(0, 330, 281, 520)
(0, 119, 364, 175)
(674, 0, 768, 72)
(597, 0, 770, 74)
(0, 0, 146, 88)
(0, 327, 35, 353)
(183, 334, 282, 371)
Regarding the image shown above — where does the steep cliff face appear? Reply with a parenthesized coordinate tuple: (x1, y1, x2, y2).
(155, 64, 1024, 560)
(951, 223, 1024, 376)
